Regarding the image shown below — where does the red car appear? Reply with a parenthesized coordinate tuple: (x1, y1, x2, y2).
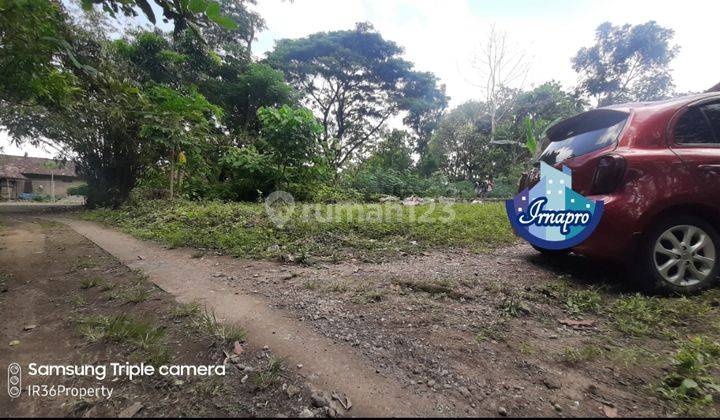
(525, 92, 720, 294)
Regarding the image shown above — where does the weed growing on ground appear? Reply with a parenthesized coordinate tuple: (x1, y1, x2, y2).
(171, 302, 201, 318)
(302, 280, 319, 290)
(75, 314, 169, 365)
(326, 280, 351, 293)
(195, 377, 227, 397)
(545, 281, 603, 316)
(101, 285, 152, 303)
(352, 289, 386, 304)
(606, 346, 662, 368)
(80, 277, 104, 289)
(99, 281, 116, 291)
(658, 336, 720, 416)
(610, 294, 669, 338)
(191, 309, 245, 344)
(74, 257, 96, 270)
(499, 292, 529, 317)
(122, 286, 153, 303)
(474, 324, 506, 343)
(251, 356, 284, 389)
(70, 295, 87, 307)
(561, 345, 604, 365)
(518, 342, 535, 355)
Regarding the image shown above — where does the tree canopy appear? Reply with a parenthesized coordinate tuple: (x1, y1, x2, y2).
(572, 21, 679, 105)
(266, 22, 448, 171)
(0, 3, 687, 205)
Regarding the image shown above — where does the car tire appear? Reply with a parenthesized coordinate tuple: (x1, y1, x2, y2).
(638, 215, 720, 295)
(531, 245, 570, 257)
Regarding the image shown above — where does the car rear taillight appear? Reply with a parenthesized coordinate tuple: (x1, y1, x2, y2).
(591, 155, 627, 195)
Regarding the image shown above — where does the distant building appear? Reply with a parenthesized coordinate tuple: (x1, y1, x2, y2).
(0, 154, 85, 200)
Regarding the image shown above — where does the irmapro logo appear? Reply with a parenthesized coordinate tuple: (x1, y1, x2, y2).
(8, 363, 21, 398)
(505, 162, 604, 250)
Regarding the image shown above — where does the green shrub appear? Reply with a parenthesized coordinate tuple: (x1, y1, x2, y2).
(67, 184, 89, 196)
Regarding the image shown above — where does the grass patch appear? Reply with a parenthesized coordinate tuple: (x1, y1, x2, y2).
(122, 286, 153, 303)
(499, 292, 529, 317)
(302, 280, 319, 290)
(543, 282, 718, 339)
(80, 277, 104, 289)
(474, 324, 506, 343)
(325, 280, 351, 293)
(250, 356, 284, 389)
(74, 257, 96, 270)
(561, 345, 604, 365)
(610, 294, 667, 337)
(545, 280, 603, 317)
(191, 309, 245, 344)
(99, 281, 116, 291)
(608, 293, 713, 338)
(37, 219, 62, 229)
(352, 289, 387, 304)
(395, 279, 469, 300)
(102, 285, 153, 303)
(658, 336, 720, 416)
(76, 314, 169, 365)
(171, 302, 201, 318)
(70, 295, 87, 307)
(518, 342, 535, 355)
(81, 199, 516, 261)
(606, 346, 662, 368)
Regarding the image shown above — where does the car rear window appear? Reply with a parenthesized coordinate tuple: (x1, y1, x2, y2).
(539, 109, 629, 165)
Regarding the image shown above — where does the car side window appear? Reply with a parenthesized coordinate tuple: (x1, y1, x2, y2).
(674, 107, 717, 144)
(701, 103, 720, 142)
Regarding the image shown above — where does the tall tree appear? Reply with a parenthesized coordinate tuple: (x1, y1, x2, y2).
(422, 101, 508, 181)
(470, 26, 529, 143)
(203, 0, 265, 62)
(398, 71, 448, 156)
(493, 81, 586, 165)
(0, 2, 223, 207)
(364, 129, 414, 173)
(266, 22, 447, 171)
(572, 21, 679, 106)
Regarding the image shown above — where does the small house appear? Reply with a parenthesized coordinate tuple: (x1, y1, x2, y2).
(0, 154, 85, 200)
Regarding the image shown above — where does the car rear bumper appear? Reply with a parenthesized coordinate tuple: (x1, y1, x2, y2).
(570, 194, 643, 261)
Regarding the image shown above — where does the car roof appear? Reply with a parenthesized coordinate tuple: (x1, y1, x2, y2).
(602, 92, 720, 113)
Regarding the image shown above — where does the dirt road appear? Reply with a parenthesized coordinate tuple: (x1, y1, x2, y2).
(0, 216, 337, 417)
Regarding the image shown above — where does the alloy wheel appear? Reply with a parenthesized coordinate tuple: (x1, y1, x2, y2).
(653, 225, 717, 287)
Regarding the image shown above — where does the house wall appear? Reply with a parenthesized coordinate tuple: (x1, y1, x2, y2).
(0, 178, 19, 200)
(23, 175, 85, 197)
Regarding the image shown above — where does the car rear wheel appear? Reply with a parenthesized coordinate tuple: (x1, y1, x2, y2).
(640, 216, 720, 294)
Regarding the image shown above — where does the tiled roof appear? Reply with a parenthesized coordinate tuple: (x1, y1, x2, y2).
(0, 154, 79, 178)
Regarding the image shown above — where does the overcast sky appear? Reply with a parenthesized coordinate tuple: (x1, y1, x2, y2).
(4, 0, 719, 158)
